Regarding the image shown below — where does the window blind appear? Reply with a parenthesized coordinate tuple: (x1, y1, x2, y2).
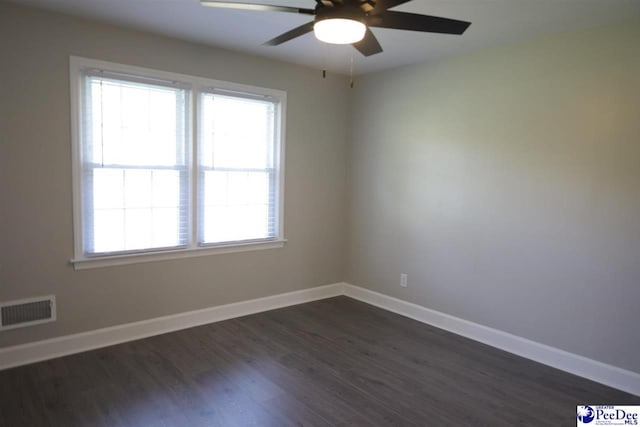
(198, 92, 278, 244)
(81, 74, 189, 255)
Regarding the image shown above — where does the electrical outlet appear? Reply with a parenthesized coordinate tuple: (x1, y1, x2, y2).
(400, 273, 408, 288)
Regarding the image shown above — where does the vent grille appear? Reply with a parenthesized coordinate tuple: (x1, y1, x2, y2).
(0, 296, 56, 330)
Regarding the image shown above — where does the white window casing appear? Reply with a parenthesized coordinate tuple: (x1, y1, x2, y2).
(69, 57, 286, 270)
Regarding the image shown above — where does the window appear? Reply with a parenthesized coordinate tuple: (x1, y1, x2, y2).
(82, 75, 189, 254)
(70, 57, 286, 269)
(199, 92, 277, 244)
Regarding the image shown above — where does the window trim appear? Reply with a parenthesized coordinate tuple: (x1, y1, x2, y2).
(69, 56, 287, 270)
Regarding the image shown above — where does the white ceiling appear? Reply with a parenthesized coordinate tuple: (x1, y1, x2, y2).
(8, 0, 640, 75)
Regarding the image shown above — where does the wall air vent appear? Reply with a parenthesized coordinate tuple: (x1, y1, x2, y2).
(0, 296, 56, 330)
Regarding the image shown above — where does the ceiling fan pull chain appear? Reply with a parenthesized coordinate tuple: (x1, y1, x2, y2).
(349, 56, 354, 88)
(321, 41, 329, 80)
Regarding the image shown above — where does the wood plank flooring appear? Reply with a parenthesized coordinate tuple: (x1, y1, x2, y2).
(0, 296, 637, 426)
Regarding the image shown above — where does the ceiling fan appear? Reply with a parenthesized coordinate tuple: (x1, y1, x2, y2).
(200, 0, 471, 57)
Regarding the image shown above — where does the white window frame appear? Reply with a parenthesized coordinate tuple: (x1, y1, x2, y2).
(69, 57, 286, 270)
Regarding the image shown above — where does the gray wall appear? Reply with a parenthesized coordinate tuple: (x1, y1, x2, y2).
(0, 3, 349, 347)
(347, 20, 640, 373)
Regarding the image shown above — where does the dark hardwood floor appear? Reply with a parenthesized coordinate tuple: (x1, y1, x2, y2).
(0, 296, 637, 426)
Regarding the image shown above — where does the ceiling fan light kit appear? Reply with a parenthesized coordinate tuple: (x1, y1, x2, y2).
(314, 18, 366, 44)
(200, 0, 471, 57)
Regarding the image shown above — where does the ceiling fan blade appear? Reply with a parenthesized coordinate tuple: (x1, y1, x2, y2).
(368, 11, 471, 35)
(264, 21, 315, 46)
(200, 1, 315, 15)
(353, 28, 383, 57)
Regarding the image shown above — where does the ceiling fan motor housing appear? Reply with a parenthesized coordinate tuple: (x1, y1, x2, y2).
(314, 2, 368, 24)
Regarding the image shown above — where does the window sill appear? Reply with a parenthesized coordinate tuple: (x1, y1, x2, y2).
(70, 239, 287, 270)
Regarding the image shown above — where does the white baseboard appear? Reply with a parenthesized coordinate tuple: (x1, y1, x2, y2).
(0, 282, 344, 371)
(342, 283, 640, 397)
(2, 281, 638, 397)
